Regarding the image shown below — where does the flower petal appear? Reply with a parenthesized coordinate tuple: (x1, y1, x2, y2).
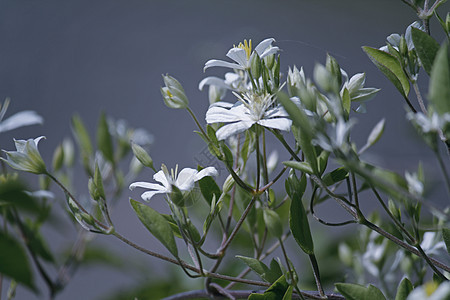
(195, 167, 218, 181)
(254, 38, 276, 55)
(0, 111, 43, 133)
(216, 120, 254, 140)
(226, 48, 249, 68)
(141, 190, 166, 201)
(129, 181, 166, 191)
(153, 170, 170, 189)
(199, 76, 230, 91)
(258, 118, 292, 131)
(175, 168, 197, 191)
(206, 103, 245, 123)
(204, 59, 244, 71)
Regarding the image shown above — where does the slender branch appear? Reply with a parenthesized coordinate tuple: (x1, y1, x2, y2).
(310, 186, 356, 226)
(269, 129, 301, 161)
(219, 196, 258, 254)
(280, 239, 305, 300)
(412, 81, 427, 114)
(186, 106, 209, 142)
(162, 289, 345, 300)
(46, 173, 109, 230)
(361, 218, 450, 273)
(400, 0, 417, 11)
(308, 254, 325, 299)
(435, 148, 450, 195)
(256, 126, 261, 192)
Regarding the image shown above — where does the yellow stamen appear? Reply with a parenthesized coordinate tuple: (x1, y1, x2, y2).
(235, 39, 252, 59)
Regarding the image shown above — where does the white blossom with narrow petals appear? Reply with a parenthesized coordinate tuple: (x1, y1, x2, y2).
(206, 92, 291, 140)
(129, 165, 218, 201)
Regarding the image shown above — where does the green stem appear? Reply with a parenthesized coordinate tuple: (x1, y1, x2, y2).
(270, 129, 301, 161)
(412, 81, 427, 114)
(361, 218, 450, 273)
(219, 196, 258, 254)
(256, 126, 261, 192)
(262, 129, 269, 185)
(186, 106, 209, 142)
(46, 173, 109, 231)
(435, 148, 450, 195)
(280, 239, 305, 300)
(308, 254, 326, 298)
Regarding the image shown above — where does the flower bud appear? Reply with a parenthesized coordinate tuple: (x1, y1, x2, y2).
(222, 174, 235, 194)
(399, 36, 408, 57)
(161, 74, 189, 109)
(52, 144, 64, 172)
(250, 52, 261, 79)
(131, 141, 155, 171)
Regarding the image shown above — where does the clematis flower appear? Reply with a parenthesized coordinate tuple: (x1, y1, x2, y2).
(129, 164, 218, 202)
(204, 38, 279, 71)
(1, 136, 47, 174)
(205, 91, 291, 140)
(0, 98, 43, 133)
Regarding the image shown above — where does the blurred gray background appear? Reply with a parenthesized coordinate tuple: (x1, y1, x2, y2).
(0, 0, 448, 299)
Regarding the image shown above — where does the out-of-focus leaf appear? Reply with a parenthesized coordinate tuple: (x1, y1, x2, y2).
(97, 112, 114, 163)
(22, 221, 54, 263)
(363, 46, 410, 99)
(322, 167, 349, 186)
(395, 277, 413, 300)
(278, 92, 318, 174)
(263, 209, 283, 239)
(130, 199, 178, 258)
(429, 42, 450, 116)
(335, 283, 386, 300)
(0, 178, 41, 215)
(283, 161, 313, 175)
(411, 28, 440, 75)
(443, 228, 450, 254)
(0, 230, 35, 290)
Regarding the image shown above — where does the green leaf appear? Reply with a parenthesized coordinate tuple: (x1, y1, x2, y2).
(0, 230, 35, 290)
(236, 256, 278, 283)
(248, 275, 289, 300)
(395, 277, 413, 300)
(263, 209, 283, 239)
(71, 114, 93, 157)
(363, 46, 410, 98)
(335, 283, 386, 300)
(411, 28, 440, 75)
(130, 199, 178, 258)
(278, 92, 318, 174)
(22, 221, 54, 263)
(322, 167, 349, 186)
(197, 169, 221, 206)
(290, 174, 314, 255)
(443, 228, 450, 254)
(283, 161, 313, 175)
(282, 286, 293, 300)
(97, 112, 114, 163)
(429, 42, 450, 116)
(0, 178, 41, 215)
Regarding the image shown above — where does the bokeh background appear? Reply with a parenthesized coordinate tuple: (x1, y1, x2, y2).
(0, 0, 448, 299)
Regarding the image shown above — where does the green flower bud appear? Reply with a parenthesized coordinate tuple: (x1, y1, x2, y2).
(222, 174, 235, 194)
(131, 141, 155, 170)
(1, 136, 47, 174)
(161, 74, 189, 109)
(52, 144, 64, 172)
(263, 53, 275, 70)
(399, 36, 408, 57)
(250, 52, 261, 79)
(313, 64, 338, 93)
(326, 54, 342, 87)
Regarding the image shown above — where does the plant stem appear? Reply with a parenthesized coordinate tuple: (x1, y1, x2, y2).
(308, 254, 326, 299)
(256, 126, 261, 192)
(279, 239, 305, 300)
(186, 106, 209, 142)
(412, 81, 427, 114)
(219, 196, 258, 254)
(435, 148, 450, 195)
(270, 129, 301, 161)
(361, 218, 450, 273)
(46, 173, 109, 230)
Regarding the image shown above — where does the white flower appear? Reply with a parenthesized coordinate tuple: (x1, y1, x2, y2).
(341, 73, 380, 102)
(407, 112, 450, 133)
(129, 165, 218, 201)
(0, 98, 43, 133)
(204, 38, 279, 71)
(206, 91, 292, 140)
(407, 281, 450, 300)
(1, 136, 47, 174)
